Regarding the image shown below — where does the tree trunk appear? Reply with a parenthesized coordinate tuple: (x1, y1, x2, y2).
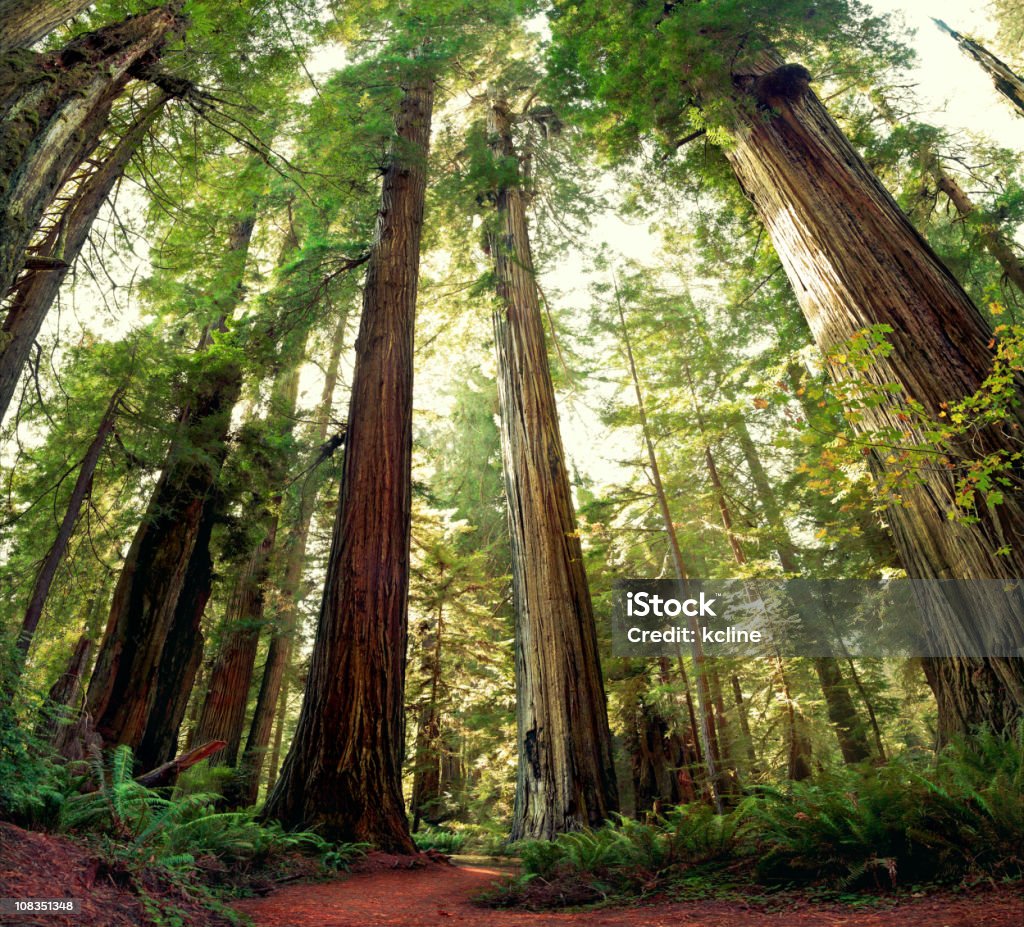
(83, 216, 252, 755)
(235, 307, 348, 806)
(613, 284, 724, 811)
(17, 387, 123, 661)
(37, 634, 92, 742)
(262, 76, 435, 853)
(265, 673, 289, 795)
(134, 493, 218, 771)
(486, 98, 618, 839)
(723, 55, 1024, 736)
(411, 605, 444, 830)
(0, 5, 183, 300)
(191, 516, 278, 772)
(0, 0, 94, 51)
(934, 19, 1024, 118)
(735, 416, 873, 764)
(0, 90, 167, 423)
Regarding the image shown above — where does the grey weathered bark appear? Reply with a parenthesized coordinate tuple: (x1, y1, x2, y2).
(723, 55, 1024, 737)
(0, 6, 183, 300)
(0, 0, 94, 52)
(17, 387, 123, 661)
(486, 98, 618, 839)
(0, 90, 167, 424)
(83, 216, 252, 754)
(933, 19, 1024, 118)
(262, 76, 434, 852)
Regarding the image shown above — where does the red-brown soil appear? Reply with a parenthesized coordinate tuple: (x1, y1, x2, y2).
(234, 857, 1024, 927)
(0, 822, 232, 927)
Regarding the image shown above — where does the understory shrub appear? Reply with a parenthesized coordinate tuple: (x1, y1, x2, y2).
(481, 725, 1023, 909)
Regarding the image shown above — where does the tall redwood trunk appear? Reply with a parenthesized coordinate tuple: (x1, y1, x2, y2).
(235, 307, 348, 806)
(17, 387, 123, 661)
(262, 76, 435, 852)
(83, 217, 252, 754)
(0, 90, 167, 423)
(0, 0, 94, 51)
(0, 5, 183, 300)
(723, 56, 1024, 737)
(933, 19, 1024, 118)
(487, 98, 618, 839)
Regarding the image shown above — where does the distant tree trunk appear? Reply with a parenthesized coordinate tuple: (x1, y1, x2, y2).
(265, 674, 289, 794)
(723, 55, 1024, 737)
(84, 216, 252, 755)
(235, 307, 348, 806)
(612, 283, 724, 812)
(623, 683, 675, 817)
(0, 0, 94, 51)
(0, 90, 167, 423)
(871, 94, 1024, 295)
(486, 98, 618, 840)
(411, 605, 444, 831)
(37, 634, 92, 745)
(192, 518, 278, 771)
(730, 674, 759, 768)
(134, 495, 218, 771)
(735, 417, 873, 764)
(0, 6, 183, 301)
(199, 347, 304, 794)
(17, 387, 123, 661)
(933, 19, 1024, 118)
(262, 76, 435, 853)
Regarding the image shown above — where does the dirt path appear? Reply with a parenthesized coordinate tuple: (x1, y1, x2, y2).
(233, 862, 1024, 927)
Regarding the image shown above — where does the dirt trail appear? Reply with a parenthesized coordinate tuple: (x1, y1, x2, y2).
(233, 862, 1024, 927)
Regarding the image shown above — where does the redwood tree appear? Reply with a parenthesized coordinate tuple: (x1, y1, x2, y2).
(0, 0, 94, 51)
(262, 73, 435, 852)
(549, 1, 1024, 737)
(84, 215, 253, 754)
(0, 5, 183, 301)
(484, 96, 618, 839)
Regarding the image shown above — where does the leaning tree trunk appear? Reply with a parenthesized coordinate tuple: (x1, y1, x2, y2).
(17, 386, 123, 661)
(192, 517, 278, 771)
(933, 19, 1024, 119)
(0, 90, 167, 423)
(723, 55, 1024, 737)
(262, 76, 435, 853)
(0, 0, 94, 52)
(872, 94, 1024, 295)
(735, 416, 873, 764)
(134, 494, 218, 771)
(196, 336, 305, 796)
(487, 98, 618, 840)
(84, 217, 252, 755)
(0, 5, 183, 301)
(235, 307, 348, 806)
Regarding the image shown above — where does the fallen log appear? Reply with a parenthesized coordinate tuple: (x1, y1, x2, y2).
(136, 739, 227, 788)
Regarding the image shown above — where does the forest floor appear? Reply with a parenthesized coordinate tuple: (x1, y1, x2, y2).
(234, 854, 1024, 927)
